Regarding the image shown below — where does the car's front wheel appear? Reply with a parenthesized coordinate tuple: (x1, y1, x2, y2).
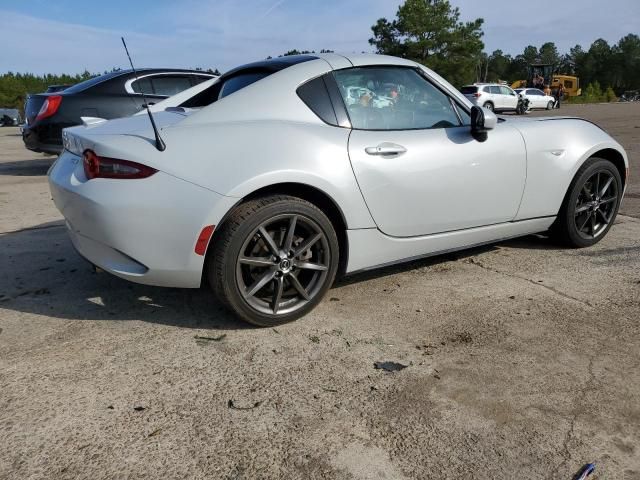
(547, 101, 555, 110)
(209, 195, 339, 326)
(552, 158, 622, 247)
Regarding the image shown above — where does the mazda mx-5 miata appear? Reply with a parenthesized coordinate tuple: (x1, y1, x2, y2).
(48, 53, 628, 326)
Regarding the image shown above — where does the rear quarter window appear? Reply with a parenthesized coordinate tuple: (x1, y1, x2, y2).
(151, 75, 192, 96)
(131, 78, 153, 94)
(296, 76, 338, 126)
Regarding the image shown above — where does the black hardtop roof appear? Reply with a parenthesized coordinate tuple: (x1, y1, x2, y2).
(221, 55, 318, 79)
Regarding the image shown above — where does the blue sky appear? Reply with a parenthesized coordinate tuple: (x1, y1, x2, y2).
(1, 0, 639, 74)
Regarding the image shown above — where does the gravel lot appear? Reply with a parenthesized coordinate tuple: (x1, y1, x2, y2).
(1, 104, 639, 480)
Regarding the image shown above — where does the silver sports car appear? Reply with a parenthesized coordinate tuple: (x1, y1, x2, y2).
(48, 53, 628, 326)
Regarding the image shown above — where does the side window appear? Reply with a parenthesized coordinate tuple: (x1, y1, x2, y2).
(490, 86, 501, 95)
(500, 86, 515, 96)
(297, 76, 338, 126)
(131, 77, 154, 94)
(456, 105, 471, 126)
(564, 80, 573, 88)
(151, 75, 192, 96)
(192, 75, 212, 86)
(333, 67, 461, 131)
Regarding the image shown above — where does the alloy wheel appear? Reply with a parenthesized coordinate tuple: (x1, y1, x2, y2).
(573, 170, 619, 239)
(235, 214, 330, 315)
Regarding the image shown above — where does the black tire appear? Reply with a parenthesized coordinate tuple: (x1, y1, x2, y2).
(208, 195, 339, 326)
(551, 158, 622, 247)
(546, 101, 555, 110)
(483, 102, 494, 112)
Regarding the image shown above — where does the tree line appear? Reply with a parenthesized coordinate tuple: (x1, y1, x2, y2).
(0, 68, 219, 114)
(369, 0, 640, 96)
(2, 0, 639, 113)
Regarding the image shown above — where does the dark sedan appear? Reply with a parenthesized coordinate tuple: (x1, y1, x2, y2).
(23, 68, 216, 154)
(0, 108, 22, 127)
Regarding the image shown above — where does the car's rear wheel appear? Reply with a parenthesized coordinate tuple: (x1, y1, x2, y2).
(546, 101, 554, 110)
(209, 195, 339, 326)
(483, 102, 494, 112)
(552, 158, 622, 247)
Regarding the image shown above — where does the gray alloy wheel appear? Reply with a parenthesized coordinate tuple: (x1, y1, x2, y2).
(573, 170, 619, 240)
(236, 214, 330, 316)
(547, 101, 554, 110)
(483, 102, 494, 112)
(552, 158, 622, 248)
(209, 195, 339, 326)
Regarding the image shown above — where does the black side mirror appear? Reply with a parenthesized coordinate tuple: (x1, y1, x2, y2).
(471, 105, 497, 134)
(471, 106, 485, 133)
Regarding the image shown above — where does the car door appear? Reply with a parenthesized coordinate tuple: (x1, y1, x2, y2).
(489, 85, 502, 108)
(334, 66, 527, 237)
(500, 86, 518, 110)
(526, 89, 541, 108)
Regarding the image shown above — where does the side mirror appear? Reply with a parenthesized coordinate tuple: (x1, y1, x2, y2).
(471, 106, 497, 133)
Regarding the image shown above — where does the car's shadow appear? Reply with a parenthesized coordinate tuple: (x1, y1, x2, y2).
(0, 158, 54, 176)
(0, 220, 560, 330)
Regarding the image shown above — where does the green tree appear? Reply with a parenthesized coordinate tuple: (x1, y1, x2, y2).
(369, 0, 484, 87)
(487, 49, 512, 82)
(584, 81, 603, 101)
(522, 45, 539, 64)
(588, 39, 614, 88)
(539, 42, 560, 66)
(615, 34, 640, 91)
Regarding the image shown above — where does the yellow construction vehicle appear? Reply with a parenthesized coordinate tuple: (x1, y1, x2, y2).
(511, 64, 581, 97)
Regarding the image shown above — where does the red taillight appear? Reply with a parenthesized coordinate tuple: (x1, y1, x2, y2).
(35, 95, 62, 121)
(473, 93, 481, 98)
(82, 150, 158, 180)
(194, 225, 215, 256)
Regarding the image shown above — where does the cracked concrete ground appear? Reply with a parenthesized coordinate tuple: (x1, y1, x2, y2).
(1, 104, 640, 480)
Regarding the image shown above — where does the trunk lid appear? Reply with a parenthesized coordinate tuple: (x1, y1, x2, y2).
(74, 108, 193, 136)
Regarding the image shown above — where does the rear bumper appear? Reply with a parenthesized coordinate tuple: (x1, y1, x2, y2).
(48, 151, 238, 288)
(22, 123, 64, 154)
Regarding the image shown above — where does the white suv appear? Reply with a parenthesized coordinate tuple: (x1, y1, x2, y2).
(461, 83, 518, 112)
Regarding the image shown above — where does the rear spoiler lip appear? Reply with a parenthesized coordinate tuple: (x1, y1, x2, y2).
(80, 116, 108, 127)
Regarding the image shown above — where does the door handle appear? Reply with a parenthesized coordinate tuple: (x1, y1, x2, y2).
(364, 143, 407, 156)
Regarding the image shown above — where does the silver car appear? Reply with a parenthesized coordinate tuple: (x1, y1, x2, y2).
(48, 53, 628, 326)
(461, 83, 519, 112)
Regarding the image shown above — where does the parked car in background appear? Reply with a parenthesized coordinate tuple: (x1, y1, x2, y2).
(46, 85, 71, 93)
(0, 108, 22, 127)
(49, 53, 627, 326)
(515, 88, 556, 110)
(461, 83, 518, 112)
(23, 69, 216, 154)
